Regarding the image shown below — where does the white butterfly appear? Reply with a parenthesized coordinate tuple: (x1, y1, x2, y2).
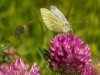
(40, 5, 72, 33)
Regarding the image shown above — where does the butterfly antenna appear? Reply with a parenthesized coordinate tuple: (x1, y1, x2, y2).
(71, 21, 88, 24)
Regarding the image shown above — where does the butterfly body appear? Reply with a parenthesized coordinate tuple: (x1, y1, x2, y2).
(40, 6, 72, 33)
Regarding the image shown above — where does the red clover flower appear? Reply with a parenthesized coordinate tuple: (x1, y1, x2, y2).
(48, 33, 91, 74)
(0, 58, 41, 75)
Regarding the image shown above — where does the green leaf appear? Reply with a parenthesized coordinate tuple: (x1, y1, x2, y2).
(0, 41, 10, 50)
(38, 46, 50, 60)
(38, 46, 54, 74)
(44, 61, 53, 74)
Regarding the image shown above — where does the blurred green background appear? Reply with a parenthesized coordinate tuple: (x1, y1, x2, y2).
(0, 0, 100, 74)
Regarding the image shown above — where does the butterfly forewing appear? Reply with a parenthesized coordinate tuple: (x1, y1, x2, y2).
(40, 8, 65, 32)
(50, 6, 68, 23)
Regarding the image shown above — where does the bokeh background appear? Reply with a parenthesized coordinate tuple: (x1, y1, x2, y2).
(0, 0, 100, 74)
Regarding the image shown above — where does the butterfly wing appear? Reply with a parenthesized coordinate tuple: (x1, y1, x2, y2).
(50, 6, 72, 32)
(50, 6, 68, 23)
(40, 8, 65, 32)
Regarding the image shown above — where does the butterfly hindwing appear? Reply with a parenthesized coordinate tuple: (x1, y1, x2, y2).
(40, 8, 65, 32)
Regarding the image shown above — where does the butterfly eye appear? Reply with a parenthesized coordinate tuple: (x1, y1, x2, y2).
(65, 23, 70, 27)
(64, 23, 72, 31)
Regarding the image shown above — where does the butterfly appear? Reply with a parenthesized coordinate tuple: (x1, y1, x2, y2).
(40, 5, 72, 33)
